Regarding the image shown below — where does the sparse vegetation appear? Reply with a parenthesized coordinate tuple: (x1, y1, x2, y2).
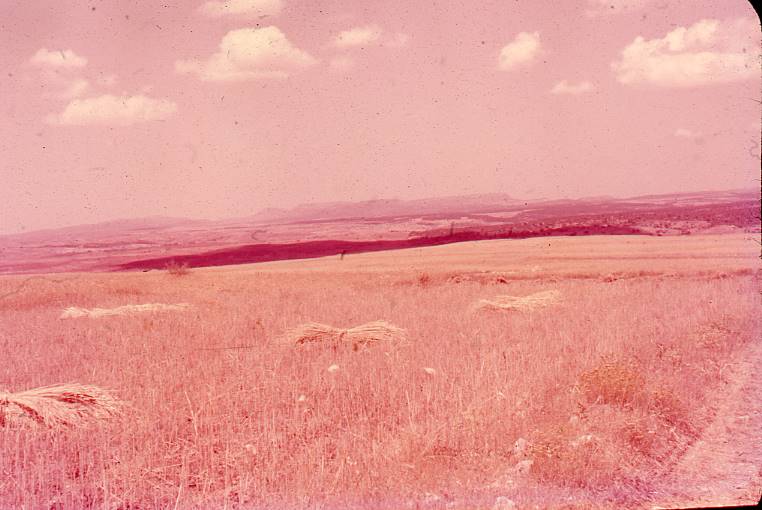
(0, 235, 758, 508)
(165, 260, 190, 276)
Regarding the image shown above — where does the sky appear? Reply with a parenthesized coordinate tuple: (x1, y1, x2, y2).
(0, 0, 760, 234)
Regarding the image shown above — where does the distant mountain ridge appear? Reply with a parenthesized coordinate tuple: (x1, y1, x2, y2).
(0, 188, 757, 274)
(250, 193, 521, 223)
(0, 193, 522, 242)
(0, 189, 756, 244)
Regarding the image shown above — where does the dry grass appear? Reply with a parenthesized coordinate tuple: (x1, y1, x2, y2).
(60, 302, 191, 318)
(475, 289, 562, 312)
(165, 260, 190, 276)
(578, 359, 646, 407)
(281, 320, 407, 349)
(0, 235, 759, 508)
(0, 383, 122, 428)
(447, 272, 512, 285)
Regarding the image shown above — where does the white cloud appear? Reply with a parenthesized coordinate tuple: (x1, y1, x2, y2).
(612, 18, 759, 87)
(674, 128, 700, 138)
(332, 25, 383, 48)
(550, 80, 594, 94)
(176, 26, 316, 81)
(199, 0, 282, 18)
(29, 49, 92, 100)
(498, 32, 541, 71)
(30, 48, 87, 69)
(47, 94, 177, 126)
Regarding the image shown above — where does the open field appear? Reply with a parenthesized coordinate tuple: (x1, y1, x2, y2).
(1, 234, 760, 509)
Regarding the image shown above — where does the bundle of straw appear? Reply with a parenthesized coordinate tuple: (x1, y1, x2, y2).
(475, 290, 561, 312)
(0, 383, 122, 428)
(60, 303, 190, 319)
(282, 320, 407, 348)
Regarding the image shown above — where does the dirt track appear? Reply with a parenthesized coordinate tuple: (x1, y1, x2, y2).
(654, 339, 762, 508)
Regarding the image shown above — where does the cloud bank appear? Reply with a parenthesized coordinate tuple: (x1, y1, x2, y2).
(176, 26, 316, 81)
(47, 94, 177, 126)
(30, 48, 87, 69)
(612, 18, 759, 87)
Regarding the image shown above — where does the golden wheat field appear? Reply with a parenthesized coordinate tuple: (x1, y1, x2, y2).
(1, 234, 760, 509)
